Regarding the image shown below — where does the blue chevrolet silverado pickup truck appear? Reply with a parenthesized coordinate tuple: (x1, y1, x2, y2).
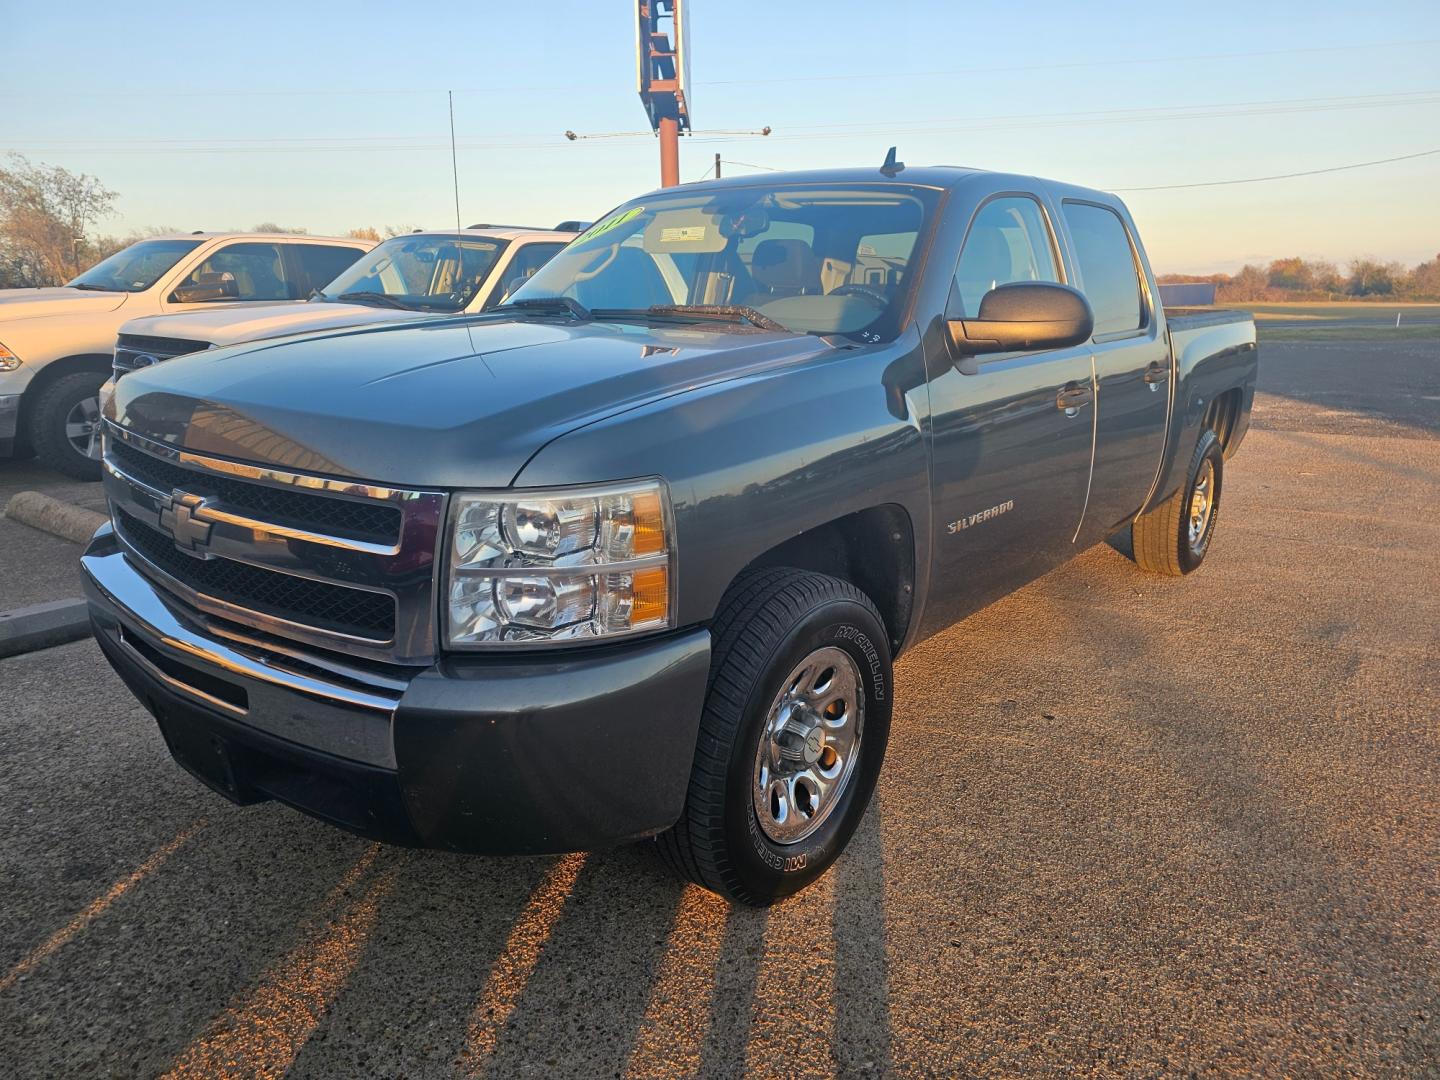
(83, 163, 1256, 904)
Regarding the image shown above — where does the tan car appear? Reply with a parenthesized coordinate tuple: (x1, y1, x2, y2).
(0, 232, 372, 478)
(110, 226, 577, 390)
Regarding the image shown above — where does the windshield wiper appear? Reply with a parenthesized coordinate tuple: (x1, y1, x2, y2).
(642, 305, 790, 332)
(67, 282, 117, 292)
(496, 296, 592, 321)
(336, 291, 417, 311)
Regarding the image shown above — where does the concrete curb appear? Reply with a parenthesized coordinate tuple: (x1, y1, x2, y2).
(0, 598, 91, 659)
(4, 490, 107, 545)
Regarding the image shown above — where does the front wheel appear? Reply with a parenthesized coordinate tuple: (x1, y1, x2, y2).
(29, 370, 107, 480)
(657, 568, 893, 905)
(1131, 428, 1224, 576)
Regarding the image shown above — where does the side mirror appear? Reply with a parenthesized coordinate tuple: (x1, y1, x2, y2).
(946, 282, 1093, 372)
(172, 271, 239, 304)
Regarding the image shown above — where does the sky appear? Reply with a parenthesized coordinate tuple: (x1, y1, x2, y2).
(3, 0, 1438, 274)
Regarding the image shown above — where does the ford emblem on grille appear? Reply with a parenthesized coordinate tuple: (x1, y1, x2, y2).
(158, 490, 215, 557)
(130, 353, 160, 368)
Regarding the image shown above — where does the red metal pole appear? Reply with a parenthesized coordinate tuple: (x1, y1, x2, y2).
(659, 116, 680, 188)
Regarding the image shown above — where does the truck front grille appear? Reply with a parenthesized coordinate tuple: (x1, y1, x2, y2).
(108, 438, 402, 545)
(113, 334, 213, 378)
(114, 507, 398, 640)
(102, 426, 445, 663)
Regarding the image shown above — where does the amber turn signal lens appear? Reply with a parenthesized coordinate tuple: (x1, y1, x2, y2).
(630, 565, 669, 626)
(630, 491, 666, 556)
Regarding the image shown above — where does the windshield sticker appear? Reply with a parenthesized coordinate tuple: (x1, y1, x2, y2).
(660, 225, 707, 244)
(578, 207, 643, 244)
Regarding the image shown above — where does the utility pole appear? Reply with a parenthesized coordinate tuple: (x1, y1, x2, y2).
(636, 1, 691, 187)
(715, 153, 721, 179)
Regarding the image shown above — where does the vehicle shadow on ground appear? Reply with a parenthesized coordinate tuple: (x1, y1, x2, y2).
(80, 798, 900, 1078)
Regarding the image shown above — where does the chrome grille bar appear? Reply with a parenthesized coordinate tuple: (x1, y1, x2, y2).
(102, 422, 446, 665)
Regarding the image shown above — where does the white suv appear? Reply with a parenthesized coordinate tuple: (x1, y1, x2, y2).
(0, 232, 372, 478)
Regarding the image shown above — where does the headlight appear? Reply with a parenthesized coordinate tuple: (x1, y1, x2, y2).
(0, 342, 20, 372)
(97, 377, 117, 418)
(445, 479, 673, 647)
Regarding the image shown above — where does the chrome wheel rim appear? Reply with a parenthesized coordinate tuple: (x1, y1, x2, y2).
(1188, 459, 1215, 552)
(65, 395, 101, 459)
(752, 645, 864, 845)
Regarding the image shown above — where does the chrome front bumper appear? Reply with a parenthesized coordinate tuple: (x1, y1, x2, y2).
(82, 523, 404, 768)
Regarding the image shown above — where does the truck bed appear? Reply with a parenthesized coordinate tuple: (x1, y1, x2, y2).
(1163, 306, 1252, 333)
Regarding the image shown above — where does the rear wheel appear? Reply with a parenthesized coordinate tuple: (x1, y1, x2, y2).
(1131, 428, 1224, 576)
(30, 370, 107, 480)
(656, 568, 893, 905)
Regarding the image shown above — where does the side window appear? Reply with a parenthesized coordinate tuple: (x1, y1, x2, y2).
(1061, 202, 1144, 335)
(293, 244, 366, 294)
(951, 196, 1060, 317)
(492, 243, 566, 306)
(172, 242, 295, 302)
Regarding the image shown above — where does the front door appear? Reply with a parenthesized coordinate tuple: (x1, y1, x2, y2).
(920, 194, 1096, 635)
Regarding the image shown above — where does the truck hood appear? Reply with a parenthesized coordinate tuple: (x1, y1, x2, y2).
(110, 316, 833, 488)
(120, 300, 432, 347)
(0, 287, 128, 321)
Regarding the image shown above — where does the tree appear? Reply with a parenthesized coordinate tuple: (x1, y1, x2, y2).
(1346, 258, 1402, 297)
(347, 227, 382, 242)
(1407, 254, 1440, 299)
(1218, 264, 1270, 302)
(0, 154, 117, 286)
(1266, 257, 1310, 291)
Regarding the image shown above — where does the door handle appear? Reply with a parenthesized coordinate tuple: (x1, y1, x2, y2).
(1056, 384, 1093, 415)
(1143, 362, 1169, 386)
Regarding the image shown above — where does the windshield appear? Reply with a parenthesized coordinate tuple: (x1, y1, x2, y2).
(320, 234, 509, 312)
(507, 183, 940, 341)
(67, 239, 203, 293)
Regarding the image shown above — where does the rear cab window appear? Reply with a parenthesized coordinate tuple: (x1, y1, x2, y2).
(1060, 202, 1147, 336)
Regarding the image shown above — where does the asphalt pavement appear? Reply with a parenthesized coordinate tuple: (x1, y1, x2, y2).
(0, 339, 1436, 1077)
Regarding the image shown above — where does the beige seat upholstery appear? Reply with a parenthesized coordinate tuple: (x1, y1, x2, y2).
(750, 239, 822, 298)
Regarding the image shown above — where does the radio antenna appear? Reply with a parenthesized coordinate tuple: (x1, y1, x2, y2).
(448, 90, 463, 234)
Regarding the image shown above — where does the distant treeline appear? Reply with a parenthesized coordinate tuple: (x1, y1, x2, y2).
(1159, 255, 1440, 303)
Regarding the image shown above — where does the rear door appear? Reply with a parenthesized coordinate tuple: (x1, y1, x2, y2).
(922, 193, 1097, 629)
(1059, 201, 1170, 542)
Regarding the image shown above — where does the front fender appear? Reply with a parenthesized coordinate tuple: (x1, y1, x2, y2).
(514, 341, 933, 630)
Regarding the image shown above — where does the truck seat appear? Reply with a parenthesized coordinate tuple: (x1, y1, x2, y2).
(750, 239, 822, 298)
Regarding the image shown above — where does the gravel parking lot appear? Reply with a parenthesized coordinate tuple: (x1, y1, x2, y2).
(0, 337, 1436, 1077)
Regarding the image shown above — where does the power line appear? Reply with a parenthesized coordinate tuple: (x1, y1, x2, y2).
(3, 37, 1434, 101)
(1112, 147, 1440, 191)
(702, 38, 1440, 87)
(13, 89, 1437, 156)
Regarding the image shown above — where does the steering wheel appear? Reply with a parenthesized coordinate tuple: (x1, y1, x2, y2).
(573, 243, 620, 283)
(830, 284, 890, 307)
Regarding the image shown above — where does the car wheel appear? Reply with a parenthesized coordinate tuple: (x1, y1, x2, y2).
(1131, 428, 1224, 576)
(30, 370, 107, 480)
(656, 568, 893, 905)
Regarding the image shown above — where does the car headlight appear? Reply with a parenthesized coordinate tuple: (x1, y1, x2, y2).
(445, 479, 674, 647)
(97, 377, 117, 418)
(0, 342, 20, 372)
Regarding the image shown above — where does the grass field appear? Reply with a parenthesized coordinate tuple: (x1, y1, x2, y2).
(1258, 324, 1440, 341)
(1237, 301, 1440, 321)
(1187, 302, 1440, 341)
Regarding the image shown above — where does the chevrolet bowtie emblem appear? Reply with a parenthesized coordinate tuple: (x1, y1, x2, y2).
(158, 490, 214, 556)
